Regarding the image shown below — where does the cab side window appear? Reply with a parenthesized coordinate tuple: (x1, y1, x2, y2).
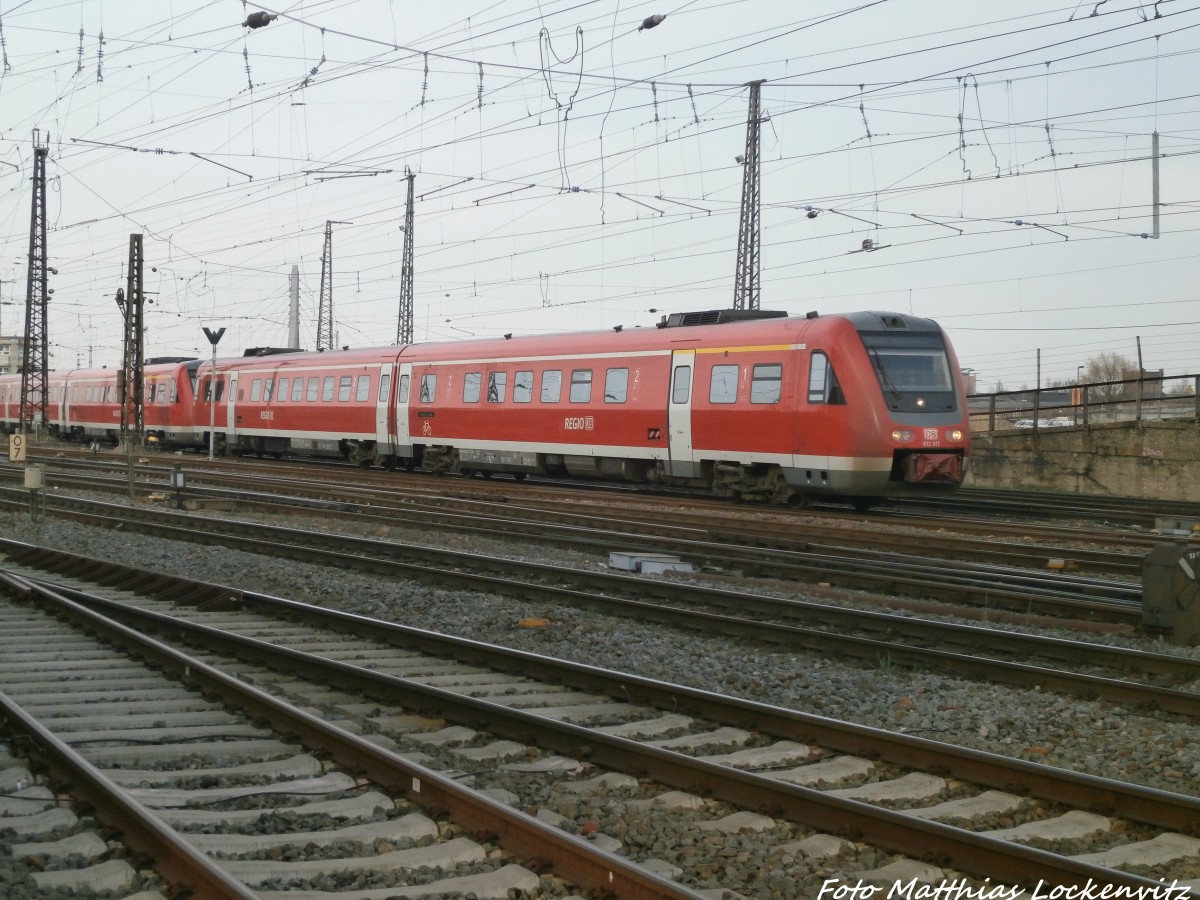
(808, 352, 845, 405)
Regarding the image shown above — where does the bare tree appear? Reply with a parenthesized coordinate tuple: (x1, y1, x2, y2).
(1082, 351, 1135, 400)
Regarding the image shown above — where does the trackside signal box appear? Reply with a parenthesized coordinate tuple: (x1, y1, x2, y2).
(1142, 543, 1200, 645)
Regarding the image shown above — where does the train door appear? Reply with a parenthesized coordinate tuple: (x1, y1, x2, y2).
(394, 361, 413, 457)
(225, 371, 239, 447)
(667, 349, 699, 478)
(374, 362, 393, 450)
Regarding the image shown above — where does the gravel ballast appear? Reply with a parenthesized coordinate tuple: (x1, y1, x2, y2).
(2, 504, 1196, 799)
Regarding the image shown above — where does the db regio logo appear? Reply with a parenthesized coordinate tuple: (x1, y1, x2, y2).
(564, 416, 594, 431)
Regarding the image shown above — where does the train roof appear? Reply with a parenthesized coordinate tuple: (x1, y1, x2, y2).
(196, 310, 837, 370)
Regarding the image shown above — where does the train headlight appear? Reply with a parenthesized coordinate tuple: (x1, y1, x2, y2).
(891, 429, 913, 442)
(946, 429, 964, 441)
(915, 397, 926, 408)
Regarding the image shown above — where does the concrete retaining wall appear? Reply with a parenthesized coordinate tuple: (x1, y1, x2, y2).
(966, 419, 1199, 501)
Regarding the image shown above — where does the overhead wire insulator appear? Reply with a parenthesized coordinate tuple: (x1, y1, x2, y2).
(639, 14, 666, 31)
(0, 13, 11, 74)
(244, 11, 277, 29)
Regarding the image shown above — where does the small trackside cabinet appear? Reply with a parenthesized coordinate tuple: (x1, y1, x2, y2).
(1142, 543, 1200, 645)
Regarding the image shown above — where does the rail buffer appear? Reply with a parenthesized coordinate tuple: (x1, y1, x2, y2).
(1142, 543, 1200, 645)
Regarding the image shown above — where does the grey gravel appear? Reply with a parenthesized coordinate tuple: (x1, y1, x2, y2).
(2, 499, 1196, 799)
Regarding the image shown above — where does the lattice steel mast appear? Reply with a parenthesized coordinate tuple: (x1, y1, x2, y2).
(117, 234, 145, 447)
(396, 168, 415, 345)
(732, 80, 764, 312)
(316, 220, 334, 351)
(20, 130, 51, 434)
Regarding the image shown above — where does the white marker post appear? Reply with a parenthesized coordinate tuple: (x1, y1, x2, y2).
(202, 327, 226, 461)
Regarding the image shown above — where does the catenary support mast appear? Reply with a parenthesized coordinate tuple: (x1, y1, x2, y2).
(20, 130, 51, 434)
(396, 168, 415, 345)
(732, 80, 764, 312)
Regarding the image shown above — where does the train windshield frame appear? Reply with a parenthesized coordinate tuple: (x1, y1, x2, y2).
(858, 330, 957, 413)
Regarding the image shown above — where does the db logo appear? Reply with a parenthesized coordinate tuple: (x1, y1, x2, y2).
(923, 428, 938, 440)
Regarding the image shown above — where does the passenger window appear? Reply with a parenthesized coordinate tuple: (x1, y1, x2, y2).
(397, 374, 410, 403)
(671, 366, 691, 403)
(215, 379, 225, 402)
(378, 373, 391, 402)
(306, 377, 319, 402)
(250, 379, 262, 402)
(146, 384, 155, 402)
(277, 378, 289, 402)
(750, 364, 782, 404)
(338, 376, 352, 402)
(322, 376, 335, 402)
(540, 369, 562, 403)
(202, 378, 212, 402)
(709, 365, 738, 404)
(514, 370, 533, 403)
(170, 382, 178, 403)
(808, 352, 846, 405)
(157, 383, 168, 403)
(291, 378, 304, 402)
(356, 375, 371, 402)
(569, 369, 592, 403)
(604, 368, 628, 403)
(487, 371, 507, 403)
(420, 373, 437, 403)
(463, 372, 481, 403)
(263, 379, 274, 402)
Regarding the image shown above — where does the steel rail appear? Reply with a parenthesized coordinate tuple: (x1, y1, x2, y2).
(0, 511, 1193, 716)
(0, 693, 257, 900)
(13, 457, 1148, 578)
(0, 483, 1143, 624)
(0, 572, 706, 900)
(27, 571, 1194, 894)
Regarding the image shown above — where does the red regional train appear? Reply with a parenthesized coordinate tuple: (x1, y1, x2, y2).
(0, 309, 970, 507)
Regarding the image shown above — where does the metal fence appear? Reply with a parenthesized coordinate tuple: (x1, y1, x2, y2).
(969, 374, 1200, 433)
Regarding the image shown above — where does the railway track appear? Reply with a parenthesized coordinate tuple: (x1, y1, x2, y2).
(0, 576, 691, 899)
(897, 487, 1200, 530)
(0, 507, 1196, 719)
(4, 473, 1200, 733)
(1, 562, 1196, 896)
(0, 461, 1153, 625)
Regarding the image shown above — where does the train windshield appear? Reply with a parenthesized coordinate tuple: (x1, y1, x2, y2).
(858, 330, 957, 413)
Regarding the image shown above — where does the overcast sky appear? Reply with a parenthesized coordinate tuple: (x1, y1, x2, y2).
(0, 0, 1196, 391)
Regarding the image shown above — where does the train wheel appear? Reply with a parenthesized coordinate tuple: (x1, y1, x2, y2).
(786, 493, 812, 509)
(460, 468, 475, 478)
(513, 472, 526, 482)
(383, 456, 397, 472)
(851, 497, 879, 512)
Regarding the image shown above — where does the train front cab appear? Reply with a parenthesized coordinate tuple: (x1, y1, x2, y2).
(845, 312, 969, 499)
